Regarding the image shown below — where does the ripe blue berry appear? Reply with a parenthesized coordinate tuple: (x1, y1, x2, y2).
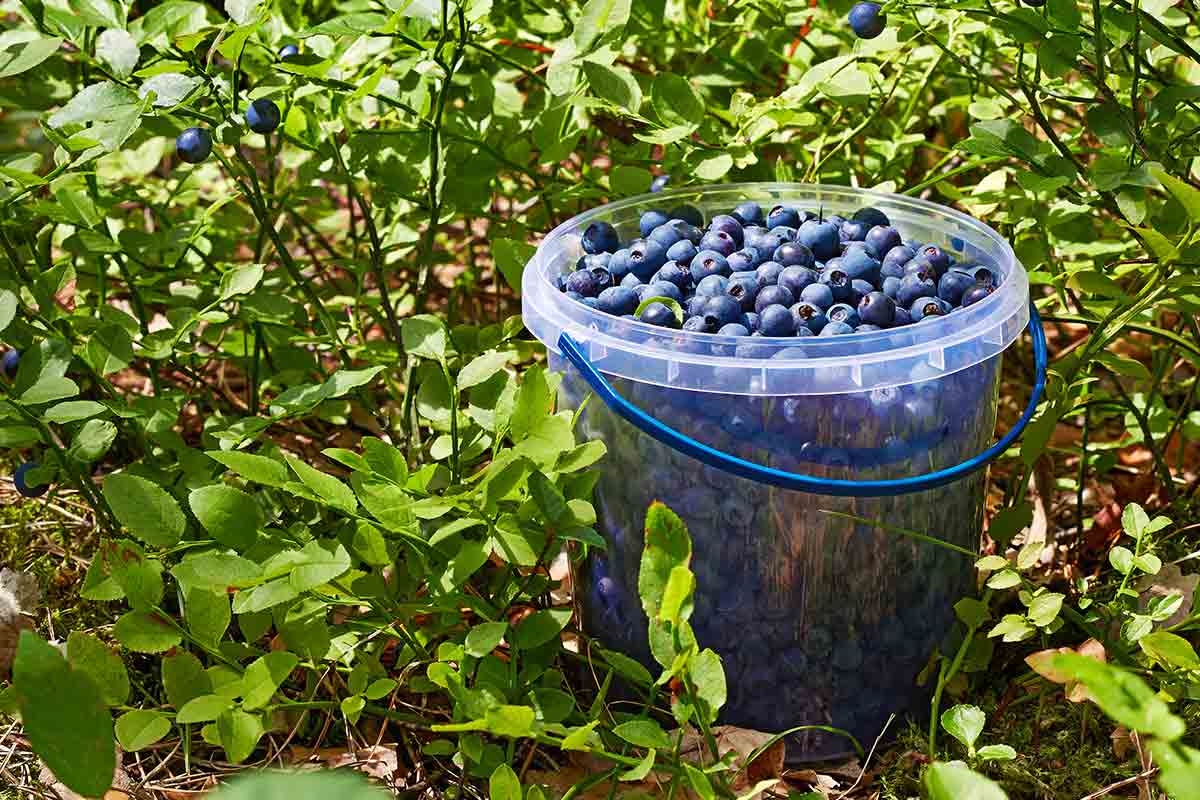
(893, 307, 913, 326)
(640, 210, 671, 238)
(708, 214, 745, 246)
(690, 251, 731, 284)
(279, 44, 300, 61)
(841, 248, 881, 284)
(841, 219, 869, 242)
(695, 274, 730, 297)
(14, 462, 48, 498)
(919, 244, 951, 276)
(796, 220, 841, 261)
(718, 323, 750, 337)
(727, 248, 765, 272)
(564, 269, 599, 297)
(772, 242, 815, 269)
(655, 261, 690, 290)
(597, 286, 639, 316)
(758, 304, 795, 336)
(961, 284, 995, 307)
(755, 285, 794, 314)
(669, 204, 704, 227)
(852, 206, 891, 228)
(732, 201, 763, 226)
(703, 295, 743, 326)
(684, 315, 717, 333)
(766, 205, 801, 229)
(755, 261, 784, 288)
(777, 266, 819, 298)
(725, 275, 759, 311)
(909, 296, 945, 322)
(583, 221, 620, 254)
(865, 225, 902, 257)
(666, 239, 698, 267)
(639, 301, 679, 327)
(820, 320, 855, 336)
(698, 230, 738, 257)
(882, 275, 902, 300)
(827, 302, 860, 328)
(175, 127, 213, 163)
(819, 267, 853, 303)
(858, 291, 896, 327)
(1, 349, 17, 380)
(650, 174, 670, 192)
(800, 282, 834, 310)
(881, 245, 916, 278)
(937, 269, 976, 306)
(790, 302, 828, 334)
(628, 239, 668, 281)
(848, 4, 886, 39)
(246, 98, 281, 134)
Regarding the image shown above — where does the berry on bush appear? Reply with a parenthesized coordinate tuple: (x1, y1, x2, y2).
(650, 174, 670, 192)
(14, 462, 48, 498)
(848, 2, 886, 39)
(1, 349, 17, 380)
(278, 43, 300, 61)
(176, 127, 213, 163)
(246, 98, 282, 134)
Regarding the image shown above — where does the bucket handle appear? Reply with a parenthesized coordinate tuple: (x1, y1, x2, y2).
(556, 300, 1047, 497)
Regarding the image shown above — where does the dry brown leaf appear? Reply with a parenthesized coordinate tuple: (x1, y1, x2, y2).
(287, 744, 401, 783)
(1026, 638, 1106, 703)
(1087, 502, 1124, 554)
(1135, 564, 1199, 629)
(0, 568, 39, 672)
(1112, 726, 1132, 761)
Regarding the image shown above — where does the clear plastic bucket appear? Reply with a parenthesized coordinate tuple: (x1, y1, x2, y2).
(522, 184, 1033, 761)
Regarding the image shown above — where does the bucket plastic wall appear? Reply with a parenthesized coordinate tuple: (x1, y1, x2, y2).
(523, 184, 1029, 761)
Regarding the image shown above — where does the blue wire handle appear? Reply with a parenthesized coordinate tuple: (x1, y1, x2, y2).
(557, 300, 1047, 497)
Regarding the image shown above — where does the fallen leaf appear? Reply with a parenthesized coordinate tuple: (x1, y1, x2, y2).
(1135, 564, 1198, 629)
(1111, 726, 1132, 761)
(1087, 502, 1123, 554)
(1025, 638, 1106, 703)
(678, 725, 784, 795)
(287, 744, 401, 783)
(0, 569, 39, 671)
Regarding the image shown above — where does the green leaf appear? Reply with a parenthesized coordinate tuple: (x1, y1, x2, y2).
(652, 73, 705, 127)
(0, 35, 63, 78)
(177, 694, 233, 724)
(690, 648, 726, 722)
(113, 610, 182, 653)
(224, 0, 261, 24)
(685, 764, 715, 800)
(619, 748, 656, 781)
(402, 315, 450, 362)
(492, 238, 536, 294)
(49, 81, 139, 128)
(103, 473, 186, 548)
(0, 289, 16, 333)
(19, 376, 79, 405)
(976, 744, 1017, 762)
(290, 539, 352, 592)
(1139, 631, 1200, 670)
(561, 720, 599, 750)
(189, 484, 260, 550)
(466, 622, 508, 657)
(1150, 740, 1200, 800)
(139, 72, 202, 107)
(1151, 167, 1200, 224)
(954, 598, 991, 629)
(219, 263, 264, 300)
(658, 564, 694, 624)
(1110, 546, 1135, 575)
(1122, 502, 1151, 539)
(459, 351, 511, 389)
(172, 551, 262, 591)
(67, 631, 129, 706)
(600, 649, 653, 685)
(203, 771, 392, 800)
(527, 688, 573, 723)
(206, 450, 290, 487)
(43, 399, 106, 423)
(583, 62, 642, 112)
(511, 608, 572, 649)
(217, 708, 264, 763)
(1027, 593, 1064, 627)
(285, 454, 358, 514)
(613, 719, 672, 749)
(1050, 654, 1185, 739)
(574, 0, 631, 50)
(924, 761, 1008, 800)
(489, 763, 521, 800)
(13, 633, 116, 799)
(163, 651, 212, 709)
(638, 502, 692, 618)
(115, 710, 170, 752)
(69, 0, 122, 26)
(241, 651, 299, 710)
(485, 705, 537, 737)
(185, 585, 231, 649)
(694, 153, 733, 181)
(102, 539, 164, 610)
(95, 28, 138, 78)
(528, 471, 569, 525)
(941, 705, 986, 751)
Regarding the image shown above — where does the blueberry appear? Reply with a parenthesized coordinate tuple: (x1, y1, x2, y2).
(893, 307, 913, 326)
(962, 284, 995, 306)
(937, 269, 976, 306)
(897, 273, 937, 308)
(596, 286, 639, 316)
(640, 210, 671, 238)
(841, 248, 881, 283)
(607, 249, 633, 280)
(666, 239, 698, 267)
(732, 201, 763, 225)
(909, 296, 945, 322)
(565, 290, 583, 301)
(725, 275, 759, 311)
(919, 244, 950, 276)
(1, 349, 17, 380)
(577, 252, 611, 270)
(669, 204, 704, 227)
(703, 295, 743, 326)
(686, 296, 709, 317)
(589, 266, 613, 291)
(865, 225, 902, 257)
(708, 214, 745, 246)
(754, 284, 794, 314)
(564, 269, 599, 297)
(14, 462, 48, 499)
(755, 262, 784, 288)
(758, 304, 795, 336)
(279, 44, 300, 61)
(769, 225, 798, 241)
(728, 248, 765, 272)
(740, 312, 759, 331)
(652, 220, 703, 247)
(882, 275, 902, 300)
(620, 272, 643, 288)
(827, 302, 860, 327)
(582, 221, 620, 254)
(796, 220, 841, 261)
(650, 174, 670, 192)
(175, 127, 213, 163)
(772, 241, 816, 269)
(777, 266, 819, 298)
(582, 296, 599, 309)
(718, 323, 750, 337)
(856, 324, 881, 332)
(841, 219, 869, 242)
(695, 274, 730, 297)
(903, 257, 939, 282)
(794, 325, 814, 337)
(746, 231, 786, 258)
(800, 282, 834, 310)
(970, 266, 997, 287)
(819, 320, 856, 336)
(684, 315, 717, 333)
(690, 250, 731, 284)
(790, 302, 828, 334)
(766, 205, 801, 229)
(819, 266, 853, 303)
(245, 98, 282, 134)
(826, 213, 847, 227)
(881, 245, 916, 278)
(849, 278, 875, 304)
(698, 230, 738, 257)
(852, 206, 890, 228)
(656, 261, 690, 290)
(858, 291, 896, 327)
(639, 301, 679, 328)
(628, 238, 668, 280)
(646, 280, 683, 303)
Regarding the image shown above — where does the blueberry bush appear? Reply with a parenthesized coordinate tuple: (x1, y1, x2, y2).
(1, 0, 1200, 797)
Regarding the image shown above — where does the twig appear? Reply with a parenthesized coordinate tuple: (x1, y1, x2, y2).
(835, 713, 894, 799)
(1077, 766, 1159, 800)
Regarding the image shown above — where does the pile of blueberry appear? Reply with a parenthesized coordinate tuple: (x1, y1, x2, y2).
(556, 201, 999, 341)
